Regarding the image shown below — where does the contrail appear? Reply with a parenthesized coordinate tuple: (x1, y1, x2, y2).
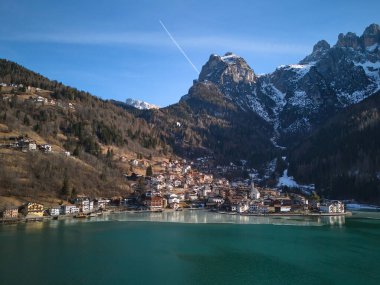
(159, 20, 200, 74)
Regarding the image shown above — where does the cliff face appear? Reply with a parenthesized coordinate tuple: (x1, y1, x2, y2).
(186, 24, 380, 146)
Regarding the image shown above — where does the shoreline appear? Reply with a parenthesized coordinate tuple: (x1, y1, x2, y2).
(0, 208, 352, 225)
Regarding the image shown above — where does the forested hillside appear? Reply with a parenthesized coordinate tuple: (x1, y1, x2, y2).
(120, 81, 277, 168)
(0, 59, 170, 201)
(289, 91, 380, 203)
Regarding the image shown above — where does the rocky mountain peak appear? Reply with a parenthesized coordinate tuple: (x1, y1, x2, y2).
(334, 24, 380, 51)
(198, 52, 256, 86)
(313, 40, 330, 53)
(300, 40, 331, 64)
(363, 23, 380, 37)
(336, 32, 361, 49)
(361, 23, 380, 48)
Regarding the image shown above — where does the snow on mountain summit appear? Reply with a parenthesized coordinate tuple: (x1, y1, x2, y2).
(125, 98, 159, 110)
(183, 24, 380, 148)
(220, 52, 241, 64)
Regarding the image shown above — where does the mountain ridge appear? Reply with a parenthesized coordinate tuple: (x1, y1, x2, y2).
(186, 23, 380, 147)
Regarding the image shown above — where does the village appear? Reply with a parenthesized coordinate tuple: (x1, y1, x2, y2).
(0, 155, 346, 223)
(0, 82, 345, 222)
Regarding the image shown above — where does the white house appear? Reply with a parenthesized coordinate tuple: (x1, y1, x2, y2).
(201, 186, 212, 197)
(183, 165, 191, 174)
(174, 180, 182, 187)
(96, 199, 110, 210)
(49, 207, 60, 216)
(39, 144, 52, 152)
(79, 199, 94, 213)
(280, 205, 291, 212)
(208, 196, 224, 204)
(237, 203, 249, 213)
(320, 201, 344, 213)
(61, 205, 80, 215)
(28, 142, 37, 151)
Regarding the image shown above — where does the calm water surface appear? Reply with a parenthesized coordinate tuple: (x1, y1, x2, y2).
(0, 211, 379, 285)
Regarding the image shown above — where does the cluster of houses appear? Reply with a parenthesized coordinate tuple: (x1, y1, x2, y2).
(1, 84, 76, 111)
(29, 95, 75, 111)
(0, 136, 52, 153)
(0, 196, 111, 220)
(0, 157, 345, 221)
(123, 159, 345, 215)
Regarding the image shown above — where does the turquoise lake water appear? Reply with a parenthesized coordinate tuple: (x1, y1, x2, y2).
(0, 211, 379, 285)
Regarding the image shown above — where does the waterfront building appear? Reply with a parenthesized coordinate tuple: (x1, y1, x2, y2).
(76, 199, 94, 213)
(49, 207, 60, 216)
(144, 196, 163, 211)
(96, 199, 110, 210)
(1, 207, 19, 219)
(21, 203, 44, 217)
(320, 201, 345, 213)
(237, 203, 249, 213)
(60, 205, 80, 215)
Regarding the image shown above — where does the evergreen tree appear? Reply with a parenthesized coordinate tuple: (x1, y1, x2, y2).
(71, 187, 77, 199)
(106, 148, 114, 158)
(146, 165, 153, 177)
(61, 171, 71, 197)
(23, 114, 30, 126)
(73, 146, 80, 156)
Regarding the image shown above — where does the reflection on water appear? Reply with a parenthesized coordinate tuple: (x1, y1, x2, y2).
(107, 210, 346, 227)
(1, 211, 347, 233)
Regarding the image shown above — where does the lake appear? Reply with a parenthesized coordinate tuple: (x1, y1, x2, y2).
(0, 211, 379, 285)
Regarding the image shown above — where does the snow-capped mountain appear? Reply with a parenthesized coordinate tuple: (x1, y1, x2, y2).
(190, 24, 380, 146)
(125, 98, 159, 110)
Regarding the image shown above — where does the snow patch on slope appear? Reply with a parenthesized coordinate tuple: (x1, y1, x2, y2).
(277, 62, 315, 80)
(337, 90, 368, 106)
(246, 92, 270, 122)
(259, 82, 286, 148)
(277, 169, 315, 194)
(277, 169, 298, 188)
(366, 43, 379, 52)
(288, 91, 313, 108)
(354, 60, 380, 91)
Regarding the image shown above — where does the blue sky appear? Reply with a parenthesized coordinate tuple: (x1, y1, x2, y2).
(0, 0, 379, 106)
